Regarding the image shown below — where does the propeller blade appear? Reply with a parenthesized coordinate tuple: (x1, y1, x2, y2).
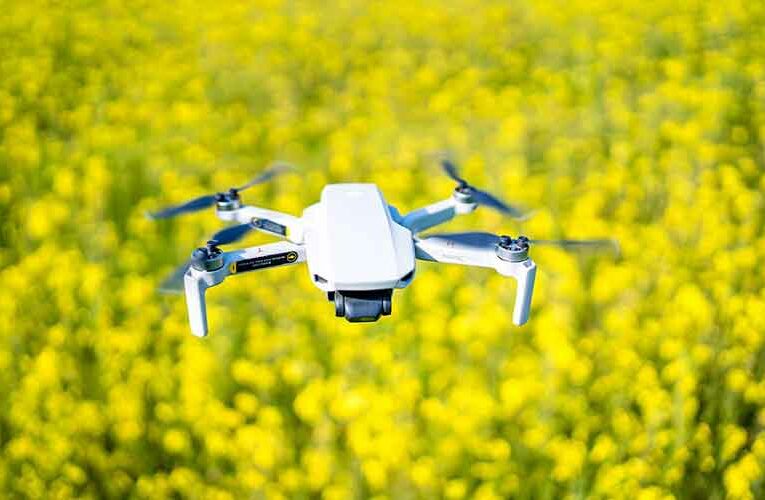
(423, 232, 619, 254)
(146, 194, 217, 220)
(158, 260, 191, 294)
(529, 238, 620, 254)
(440, 159, 527, 219)
(236, 163, 294, 192)
(422, 231, 500, 248)
(471, 188, 527, 219)
(210, 223, 254, 245)
(441, 159, 467, 185)
(148, 164, 295, 220)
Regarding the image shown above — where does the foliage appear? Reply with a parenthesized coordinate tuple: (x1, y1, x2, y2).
(1, 0, 765, 498)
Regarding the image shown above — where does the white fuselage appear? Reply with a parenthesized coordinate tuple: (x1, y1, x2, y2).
(301, 184, 416, 292)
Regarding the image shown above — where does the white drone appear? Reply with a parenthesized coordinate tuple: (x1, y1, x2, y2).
(149, 161, 615, 337)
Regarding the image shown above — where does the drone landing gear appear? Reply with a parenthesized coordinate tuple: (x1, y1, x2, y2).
(332, 289, 392, 322)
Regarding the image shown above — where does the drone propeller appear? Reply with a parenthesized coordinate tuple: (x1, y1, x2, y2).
(158, 219, 264, 293)
(423, 231, 619, 254)
(441, 160, 527, 219)
(527, 238, 619, 252)
(158, 259, 192, 293)
(210, 223, 254, 245)
(147, 163, 294, 219)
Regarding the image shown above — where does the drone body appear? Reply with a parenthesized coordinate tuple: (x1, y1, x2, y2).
(151, 162, 613, 337)
(304, 184, 415, 295)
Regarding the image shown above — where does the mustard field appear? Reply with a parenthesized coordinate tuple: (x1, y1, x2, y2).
(2, 0, 765, 498)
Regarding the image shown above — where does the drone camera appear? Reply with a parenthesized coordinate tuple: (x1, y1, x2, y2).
(333, 289, 393, 322)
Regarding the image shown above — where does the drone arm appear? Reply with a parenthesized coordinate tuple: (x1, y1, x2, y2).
(414, 236, 536, 325)
(222, 206, 305, 243)
(184, 272, 211, 338)
(414, 236, 496, 267)
(184, 241, 305, 337)
(401, 197, 476, 234)
(501, 259, 536, 325)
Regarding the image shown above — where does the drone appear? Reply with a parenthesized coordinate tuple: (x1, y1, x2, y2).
(149, 161, 616, 337)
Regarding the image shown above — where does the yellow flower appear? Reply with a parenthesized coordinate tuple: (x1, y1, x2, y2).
(362, 459, 387, 490)
(163, 429, 191, 455)
(445, 479, 468, 499)
(234, 393, 260, 417)
(722, 425, 748, 463)
(590, 435, 617, 463)
(410, 457, 436, 489)
(549, 438, 587, 481)
(2, 0, 764, 497)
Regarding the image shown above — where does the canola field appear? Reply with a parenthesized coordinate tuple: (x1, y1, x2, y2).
(2, 0, 765, 498)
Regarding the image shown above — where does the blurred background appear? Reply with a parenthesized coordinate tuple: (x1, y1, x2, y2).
(2, 0, 765, 498)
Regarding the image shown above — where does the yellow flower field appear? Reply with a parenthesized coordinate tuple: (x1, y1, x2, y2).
(2, 0, 765, 498)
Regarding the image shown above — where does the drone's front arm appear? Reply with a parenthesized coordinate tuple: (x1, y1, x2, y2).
(414, 235, 536, 325)
(184, 241, 305, 337)
(219, 205, 305, 243)
(400, 196, 477, 234)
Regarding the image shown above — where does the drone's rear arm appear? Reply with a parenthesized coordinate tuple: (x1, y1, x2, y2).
(184, 242, 305, 337)
(414, 235, 536, 325)
(219, 205, 305, 243)
(399, 196, 476, 234)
